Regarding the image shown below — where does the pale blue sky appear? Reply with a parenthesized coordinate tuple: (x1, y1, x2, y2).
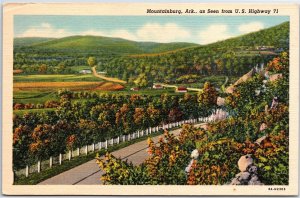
(14, 15, 289, 44)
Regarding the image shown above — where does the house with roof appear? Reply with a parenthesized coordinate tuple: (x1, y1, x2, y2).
(79, 69, 92, 74)
(153, 84, 163, 89)
(176, 86, 188, 93)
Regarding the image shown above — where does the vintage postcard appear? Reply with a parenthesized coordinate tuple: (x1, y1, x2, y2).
(2, 3, 299, 196)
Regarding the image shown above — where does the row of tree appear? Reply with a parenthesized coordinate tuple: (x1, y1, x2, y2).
(13, 82, 218, 169)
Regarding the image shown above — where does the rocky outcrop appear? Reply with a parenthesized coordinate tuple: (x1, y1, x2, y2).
(229, 155, 264, 185)
(217, 97, 226, 106)
(185, 149, 199, 174)
(225, 69, 255, 94)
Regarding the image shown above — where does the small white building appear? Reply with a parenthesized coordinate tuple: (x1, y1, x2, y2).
(79, 69, 92, 74)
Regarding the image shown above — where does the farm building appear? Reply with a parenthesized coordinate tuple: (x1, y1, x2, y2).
(176, 86, 187, 93)
(13, 69, 23, 74)
(153, 84, 163, 89)
(130, 87, 140, 91)
(79, 69, 92, 74)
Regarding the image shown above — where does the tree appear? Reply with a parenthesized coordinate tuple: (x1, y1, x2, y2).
(57, 62, 66, 73)
(38, 64, 48, 74)
(87, 57, 97, 67)
(134, 73, 148, 88)
(197, 82, 218, 115)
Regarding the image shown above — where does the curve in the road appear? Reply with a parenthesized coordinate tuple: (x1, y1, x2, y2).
(91, 66, 127, 84)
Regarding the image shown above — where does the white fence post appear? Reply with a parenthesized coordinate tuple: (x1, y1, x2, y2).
(141, 130, 144, 136)
(123, 135, 125, 142)
(137, 131, 140, 138)
(26, 165, 29, 177)
(85, 145, 88, 155)
(49, 156, 53, 168)
(37, 161, 41, 173)
(69, 150, 71, 161)
(105, 140, 108, 149)
(92, 143, 95, 152)
(117, 136, 120, 144)
(59, 153, 62, 165)
(77, 148, 80, 156)
(99, 142, 102, 150)
(149, 128, 152, 134)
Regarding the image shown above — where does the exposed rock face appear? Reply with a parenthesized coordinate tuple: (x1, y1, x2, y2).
(259, 123, 268, 131)
(230, 155, 264, 185)
(255, 135, 267, 145)
(185, 149, 199, 174)
(217, 97, 225, 106)
(225, 69, 256, 94)
(269, 73, 283, 82)
(238, 154, 253, 172)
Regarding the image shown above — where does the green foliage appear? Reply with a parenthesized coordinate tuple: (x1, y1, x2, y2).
(96, 53, 289, 185)
(14, 22, 288, 83)
(134, 73, 149, 88)
(14, 128, 165, 185)
(13, 89, 212, 170)
(87, 57, 97, 67)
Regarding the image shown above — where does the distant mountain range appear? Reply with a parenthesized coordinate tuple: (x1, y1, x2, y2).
(14, 35, 199, 55)
(13, 22, 289, 81)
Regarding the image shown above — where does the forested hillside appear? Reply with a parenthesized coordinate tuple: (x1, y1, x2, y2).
(14, 22, 288, 83)
(13, 36, 197, 72)
(97, 52, 290, 185)
(101, 22, 289, 84)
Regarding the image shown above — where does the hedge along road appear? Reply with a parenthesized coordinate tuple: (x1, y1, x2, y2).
(38, 123, 204, 185)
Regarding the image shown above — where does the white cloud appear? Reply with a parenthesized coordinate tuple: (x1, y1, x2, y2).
(41, 23, 51, 28)
(238, 22, 264, 34)
(18, 23, 72, 38)
(80, 30, 106, 36)
(80, 23, 191, 43)
(110, 30, 138, 41)
(136, 23, 191, 43)
(198, 24, 234, 44)
(17, 22, 190, 43)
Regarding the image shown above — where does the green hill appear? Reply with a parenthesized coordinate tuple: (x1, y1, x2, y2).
(102, 22, 289, 82)
(14, 37, 55, 48)
(15, 35, 198, 55)
(13, 21, 289, 81)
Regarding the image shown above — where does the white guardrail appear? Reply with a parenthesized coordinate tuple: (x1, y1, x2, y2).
(15, 109, 228, 177)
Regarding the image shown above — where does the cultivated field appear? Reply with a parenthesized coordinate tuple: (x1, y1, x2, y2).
(14, 82, 104, 91)
(14, 81, 124, 91)
(14, 74, 101, 82)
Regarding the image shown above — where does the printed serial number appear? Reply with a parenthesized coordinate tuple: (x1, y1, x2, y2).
(268, 187, 286, 191)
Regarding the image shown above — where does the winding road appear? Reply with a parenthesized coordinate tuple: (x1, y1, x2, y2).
(91, 66, 127, 84)
(38, 123, 203, 185)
